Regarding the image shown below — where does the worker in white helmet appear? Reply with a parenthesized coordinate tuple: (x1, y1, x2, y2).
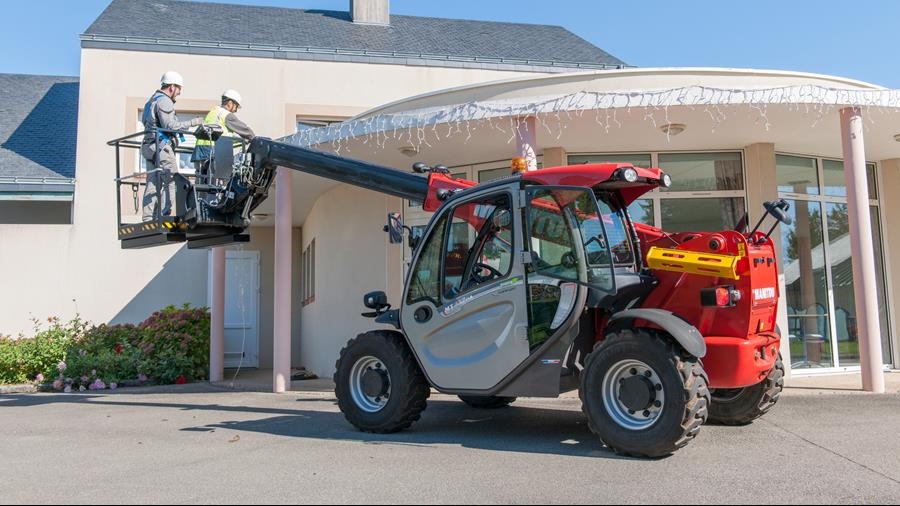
(140, 71, 203, 221)
(192, 89, 256, 180)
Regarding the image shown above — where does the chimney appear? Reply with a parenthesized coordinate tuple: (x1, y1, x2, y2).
(350, 0, 390, 26)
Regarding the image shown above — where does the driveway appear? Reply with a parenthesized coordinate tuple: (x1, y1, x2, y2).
(1, 383, 899, 504)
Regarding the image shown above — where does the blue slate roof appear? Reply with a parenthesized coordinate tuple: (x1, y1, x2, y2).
(82, 0, 626, 71)
(0, 74, 79, 188)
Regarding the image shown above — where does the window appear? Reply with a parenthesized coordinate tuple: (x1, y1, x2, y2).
(296, 118, 341, 133)
(0, 200, 73, 224)
(776, 154, 890, 369)
(442, 194, 513, 300)
(568, 153, 652, 169)
(301, 239, 316, 306)
(477, 167, 510, 183)
(407, 215, 449, 306)
(658, 152, 743, 192)
(527, 187, 615, 292)
(777, 154, 820, 195)
(596, 194, 637, 270)
(660, 198, 746, 233)
(822, 159, 878, 199)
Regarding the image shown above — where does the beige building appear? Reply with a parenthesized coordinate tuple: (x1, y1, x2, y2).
(0, 0, 622, 375)
(1, 0, 897, 389)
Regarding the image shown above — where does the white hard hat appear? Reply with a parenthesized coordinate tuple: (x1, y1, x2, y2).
(222, 89, 243, 106)
(160, 70, 184, 88)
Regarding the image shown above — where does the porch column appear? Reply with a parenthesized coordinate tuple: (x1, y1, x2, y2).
(840, 107, 885, 393)
(209, 246, 226, 383)
(516, 116, 538, 171)
(274, 167, 293, 393)
(744, 143, 791, 376)
(542, 146, 567, 168)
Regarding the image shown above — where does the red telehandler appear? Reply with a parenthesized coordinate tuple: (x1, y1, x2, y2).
(110, 129, 787, 457)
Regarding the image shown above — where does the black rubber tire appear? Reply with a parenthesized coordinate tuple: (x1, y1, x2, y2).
(580, 329, 710, 458)
(708, 354, 784, 426)
(334, 330, 431, 433)
(458, 395, 517, 409)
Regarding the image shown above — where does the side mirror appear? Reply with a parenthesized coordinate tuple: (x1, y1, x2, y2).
(764, 200, 792, 226)
(384, 212, 404, 244)
(363, 291, 389, 310)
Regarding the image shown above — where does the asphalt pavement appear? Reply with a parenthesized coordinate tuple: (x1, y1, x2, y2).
(1, 382, 899, 504)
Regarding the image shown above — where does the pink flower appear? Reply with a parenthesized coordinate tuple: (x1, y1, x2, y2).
(109, 383, 117, 390)
(78, 385, 86, 392)
(90, 379, 106, 390)
(138, 373, 148, 383)
(80, 375, 89, 384)
(63, 385, 72, 393)
(114, 344, 122, 355)
(57, 361, 67, 372)
(35, 373, 45, 383)
(52, 379, 63, 390)
(175, 375, 187, 385)
(91, 369, 97, 377)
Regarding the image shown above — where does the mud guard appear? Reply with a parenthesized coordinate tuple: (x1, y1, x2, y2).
(607, 309, 707, 358)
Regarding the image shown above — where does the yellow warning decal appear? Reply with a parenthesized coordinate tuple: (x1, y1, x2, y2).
(737, 243, 746, 258)
(646, 246, 740, 280)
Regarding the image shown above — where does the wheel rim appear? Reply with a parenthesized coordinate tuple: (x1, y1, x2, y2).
(602, 359, 665, 430)
(349, 356, 392, 413)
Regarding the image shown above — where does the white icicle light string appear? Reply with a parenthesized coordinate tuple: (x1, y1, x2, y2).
(283, 84, 900, 154)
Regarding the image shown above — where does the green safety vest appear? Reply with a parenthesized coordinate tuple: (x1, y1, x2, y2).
(195, 106, 233, 147)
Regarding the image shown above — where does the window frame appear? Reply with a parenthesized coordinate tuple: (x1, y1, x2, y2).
(439, 191, 516, 303)
(775, 152, 889, 369)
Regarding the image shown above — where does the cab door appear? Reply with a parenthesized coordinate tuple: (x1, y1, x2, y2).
(401, 183, 530, 391)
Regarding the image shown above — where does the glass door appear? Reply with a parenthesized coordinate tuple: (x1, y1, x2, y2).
(776, 154, 891, 369)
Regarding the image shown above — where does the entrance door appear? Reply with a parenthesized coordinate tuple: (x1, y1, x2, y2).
(208, 250, 260, 368)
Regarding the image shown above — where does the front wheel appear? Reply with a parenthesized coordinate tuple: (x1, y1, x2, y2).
(580, 329, 710, 458)
(708, 354, 784, 425)
(334, 330, 431, 433)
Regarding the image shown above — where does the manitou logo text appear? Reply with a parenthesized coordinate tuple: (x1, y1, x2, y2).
(753, 287, 776, 301)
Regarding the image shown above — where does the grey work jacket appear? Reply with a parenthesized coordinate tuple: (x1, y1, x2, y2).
(140, 91, 201, 160)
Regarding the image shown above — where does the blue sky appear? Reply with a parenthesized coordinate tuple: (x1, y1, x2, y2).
(2, 0, 898, 88)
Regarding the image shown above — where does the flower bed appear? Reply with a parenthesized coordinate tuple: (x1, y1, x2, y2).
(0, 305, 209, 391)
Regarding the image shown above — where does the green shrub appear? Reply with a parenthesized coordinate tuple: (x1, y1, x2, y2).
(0, 317, 88, 384)
(136, 304, 210, 382)
(2, 305, 211, 390)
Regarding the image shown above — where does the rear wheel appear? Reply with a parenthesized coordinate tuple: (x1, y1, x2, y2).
(334, 330, 430, 433)
(580, 329, 710, 458)
(458, 395, 517, 409)
(708, 354, 784, 425)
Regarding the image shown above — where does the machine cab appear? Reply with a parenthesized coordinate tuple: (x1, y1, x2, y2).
(399, 180, 622, 393)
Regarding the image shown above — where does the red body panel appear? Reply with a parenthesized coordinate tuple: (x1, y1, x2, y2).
(633, 229, 781, 388)
(703, 334, 781, 388)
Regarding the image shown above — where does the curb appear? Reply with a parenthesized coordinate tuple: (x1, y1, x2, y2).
(0, 384, 38, 394)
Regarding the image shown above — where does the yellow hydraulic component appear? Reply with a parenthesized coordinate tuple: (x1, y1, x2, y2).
(646, 246, 740, 280)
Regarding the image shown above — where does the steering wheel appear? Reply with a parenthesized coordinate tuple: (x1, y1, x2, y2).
(471, 262, 503, 284)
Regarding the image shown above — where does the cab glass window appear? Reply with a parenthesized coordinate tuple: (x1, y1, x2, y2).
(442, 194, 513, 300)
